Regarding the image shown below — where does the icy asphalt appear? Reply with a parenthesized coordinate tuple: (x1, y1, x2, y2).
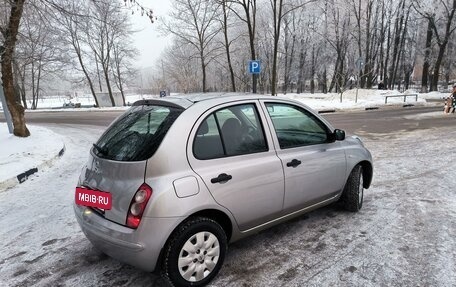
(0, 119, 455, 286)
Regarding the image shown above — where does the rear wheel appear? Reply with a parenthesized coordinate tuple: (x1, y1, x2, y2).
(161, 217, 227, 287)
(340, 165, 364, 212)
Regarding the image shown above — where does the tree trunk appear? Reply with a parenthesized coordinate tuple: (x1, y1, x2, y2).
(35, 61, 42, 109)
(362, 1, 373, 88)
(114, 63, 126, 106)
(222, 1, 236, 92)
(310, 45, 316, 94)
(72, 38, 99, 107)
(383, 15, 392, 87)
(241, 0, 257, 93)
(284, 34, 296, 94)
(392, 8, 409, 91)
(102, 63, 116, 106)
(201, 53, 207, 93)
(13, 59, 27, 109)
(77, 54, 99, 107)
(271, 0, 283, 96)
(431, 43, 448, 91)
(31, 62, 36, 109)
(297, 39, 306, 94)
(329, 57, 340, 92)
(388, 0, 405, 89)
(0, 0, 29, 137)
(95, 53, 103, 92)
(421, 19, 433, 93)
(283, 24, 289, 94)
(322, 68, 327, 93)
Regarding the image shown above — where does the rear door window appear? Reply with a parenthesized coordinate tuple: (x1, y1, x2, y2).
(94, 105, 183, 161)
(193, 103, 268, 159)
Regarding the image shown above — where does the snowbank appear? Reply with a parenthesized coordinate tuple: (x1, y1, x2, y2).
(277, 89, 445, 111)
(0, 123, 65, 191)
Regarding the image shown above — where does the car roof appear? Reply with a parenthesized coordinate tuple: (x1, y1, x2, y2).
(132, 93, 282, 109)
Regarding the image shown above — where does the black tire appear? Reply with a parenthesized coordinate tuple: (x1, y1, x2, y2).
(340, 165, 364, 212)
(161, 217, 227, 287)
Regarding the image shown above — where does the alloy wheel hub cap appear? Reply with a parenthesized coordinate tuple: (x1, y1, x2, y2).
(178, 231, 220, 282)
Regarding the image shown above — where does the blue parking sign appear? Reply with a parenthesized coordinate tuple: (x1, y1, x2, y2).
(248, 60, 261, 74)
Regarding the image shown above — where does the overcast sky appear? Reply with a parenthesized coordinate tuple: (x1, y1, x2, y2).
(130, 1, 172, 69)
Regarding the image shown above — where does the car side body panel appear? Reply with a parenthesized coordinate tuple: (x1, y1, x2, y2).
(340, 136, 374, 188)
(186, 100, 285, 231)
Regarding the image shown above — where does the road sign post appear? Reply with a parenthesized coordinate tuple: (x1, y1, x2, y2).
(355, 57, 365, 104)
(248, 60, 261, 94)
(248, 60, 261, 75)
(0, 84, 13, 134)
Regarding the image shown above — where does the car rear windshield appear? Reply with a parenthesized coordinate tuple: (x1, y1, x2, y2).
(93, 105, 183, 161)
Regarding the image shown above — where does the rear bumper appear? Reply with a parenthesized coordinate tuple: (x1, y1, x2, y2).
(74, 204, 184, 272)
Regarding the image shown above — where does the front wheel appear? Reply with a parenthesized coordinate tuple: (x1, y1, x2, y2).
(161, 217, 227, 287)
(340, 165, 364, 212)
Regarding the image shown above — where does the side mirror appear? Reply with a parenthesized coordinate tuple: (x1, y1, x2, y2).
(334, 129, 345, 141)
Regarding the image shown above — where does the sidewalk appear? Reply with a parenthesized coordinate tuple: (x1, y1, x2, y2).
(0, 123, 65, 191)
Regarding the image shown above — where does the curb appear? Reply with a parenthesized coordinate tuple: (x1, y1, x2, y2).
(318, 109, 336, 114)
(0, 145, 66, 191)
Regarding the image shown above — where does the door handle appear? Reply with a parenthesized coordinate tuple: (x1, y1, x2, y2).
(211, 173, 233, 184)
(286, 159, 302, 168)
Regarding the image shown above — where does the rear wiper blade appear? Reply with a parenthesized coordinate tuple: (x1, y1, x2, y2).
(93, 143, 108, 155)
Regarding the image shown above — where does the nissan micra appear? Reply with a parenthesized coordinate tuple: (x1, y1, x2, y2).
(74, 93, 373, 287)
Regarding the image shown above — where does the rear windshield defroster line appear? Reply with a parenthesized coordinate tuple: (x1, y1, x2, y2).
(93, 105, 183, 161)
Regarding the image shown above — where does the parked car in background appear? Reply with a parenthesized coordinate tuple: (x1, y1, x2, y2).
(74, 93, 373, 287)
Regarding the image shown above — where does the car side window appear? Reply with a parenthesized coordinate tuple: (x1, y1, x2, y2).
(193, 104, 268, 160)
(193, 114, 225, 160)
(265, 103, 329, 149)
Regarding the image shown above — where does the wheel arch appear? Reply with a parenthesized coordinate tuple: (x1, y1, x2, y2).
(358, 160, 373, 189)
(188, 209, 233, 242)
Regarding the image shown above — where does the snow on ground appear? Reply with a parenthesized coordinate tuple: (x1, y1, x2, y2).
(0, 89, 449, 113)
(0, 90, 454, 285)
(278, 88, 446, 111)
(0, 119, 456, 286)
(0, 123, 65, 191)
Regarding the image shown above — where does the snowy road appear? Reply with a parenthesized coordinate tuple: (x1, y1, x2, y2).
(1, 120, 456, 286)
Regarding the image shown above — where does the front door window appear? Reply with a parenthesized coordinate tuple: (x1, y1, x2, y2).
(265, 103, 329, 149)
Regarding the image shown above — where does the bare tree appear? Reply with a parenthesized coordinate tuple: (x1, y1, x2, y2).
(111, 38, 138, 106)
(56, 0, 100, 106)
(326, 2, 352, 93)
(17, 2, 70, 109)
(0, 0, 151, 136)
(218, 0, 237, 92)
(414, 0, 456, 91)
(85, 0, 121, 106)
(282, 12, 297, 93)
(162, 40, 202, 93)
(420, 18, 434, 92)
(163, 0, 222, 93)
(269, 0, 318, 95)
(229, 0, 258, 93)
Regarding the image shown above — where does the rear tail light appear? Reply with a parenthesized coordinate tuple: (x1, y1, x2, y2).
(126, 183, 152, 229)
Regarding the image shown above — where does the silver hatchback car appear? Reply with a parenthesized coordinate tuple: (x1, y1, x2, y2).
(74, 93, 373, 287)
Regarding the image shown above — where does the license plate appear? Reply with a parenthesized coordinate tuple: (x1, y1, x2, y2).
(75, 187, 112, 210)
